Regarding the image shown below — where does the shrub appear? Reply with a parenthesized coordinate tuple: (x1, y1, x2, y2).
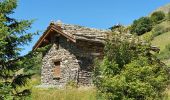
(151, 11, 165, 24)
(130, 17, 153, 35)
(94, 31, 169, 100)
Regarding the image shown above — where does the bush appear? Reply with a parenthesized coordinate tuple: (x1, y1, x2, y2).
(130, 17, 153, 35)
(151, 11, 165, 24)
(94, 32, 169, 100)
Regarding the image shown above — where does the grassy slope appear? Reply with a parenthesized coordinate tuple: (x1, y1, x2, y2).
(151, 3, 170, 51)
(142, 20, 170, 52)
(149, 3, 170, 51)
(150, 21, 170, 65)
(151, 31, 170, 52)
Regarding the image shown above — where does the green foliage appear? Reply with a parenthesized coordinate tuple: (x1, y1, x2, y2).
(0, 84, 13, 100)
(31, 88, 96, 100)
(0, 0, 38, 99)
(24, 44, 53, 75)
(130, 17, 153, 35)
(94, 31, 169, 100)
(151, 11, 165, 24)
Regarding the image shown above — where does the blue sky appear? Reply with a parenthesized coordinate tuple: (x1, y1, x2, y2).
(12, 0, 170, 55)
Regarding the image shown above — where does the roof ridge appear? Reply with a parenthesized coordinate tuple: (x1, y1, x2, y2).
(51, 21, 109, 31)
(66, 23, 105, 29)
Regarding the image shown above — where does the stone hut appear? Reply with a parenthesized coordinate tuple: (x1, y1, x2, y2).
(33, 21, 110, 88)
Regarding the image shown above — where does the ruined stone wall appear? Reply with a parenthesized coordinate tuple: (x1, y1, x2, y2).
(76, 40, 104, 86)
(41, 36, 104, 87)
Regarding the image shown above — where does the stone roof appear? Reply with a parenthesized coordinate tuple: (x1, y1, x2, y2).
(33, 21, 111, 50)
(53, 22, 110, 43)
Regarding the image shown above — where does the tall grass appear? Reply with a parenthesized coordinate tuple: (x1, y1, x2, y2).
(31, 88, 96, 100)
(27, 75, 96, 100)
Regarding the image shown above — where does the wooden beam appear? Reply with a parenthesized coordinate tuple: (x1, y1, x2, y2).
(33, 28, 52, 50)
(51, 25, 76, 42)
(33, 24, 76, 50)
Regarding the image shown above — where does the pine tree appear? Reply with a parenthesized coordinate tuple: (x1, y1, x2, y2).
(0, 0, 37, 99)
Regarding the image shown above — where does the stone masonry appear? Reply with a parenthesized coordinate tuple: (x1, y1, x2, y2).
(35, 22, 109, 88)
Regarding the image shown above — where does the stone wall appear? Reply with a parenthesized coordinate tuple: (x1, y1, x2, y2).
(41, 36, 104, 88)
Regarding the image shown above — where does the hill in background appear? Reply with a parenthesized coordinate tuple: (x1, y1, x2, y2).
(155, 3, 170, 13)
(139, 3, 170, 66)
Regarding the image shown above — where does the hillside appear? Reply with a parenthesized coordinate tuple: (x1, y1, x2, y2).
(154, 3, 170, 13)
(152, 31, 170, 52)
(139, 3, 170, 66)
(151, 20, 170, 51)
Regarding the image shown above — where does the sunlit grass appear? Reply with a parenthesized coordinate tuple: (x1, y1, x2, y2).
(25, 75, 96, 100)
(31, 88, 96, 100)
(28, 76, 170, 100)
(151, 31, 170, 52)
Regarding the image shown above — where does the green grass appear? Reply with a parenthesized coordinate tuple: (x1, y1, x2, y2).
(28, 75, 170, 100)
(31, 88, 96, 100)
(168, 89, 170, 100)
(151, 21, 170, 51)
(151, 31, 170, 52)
(26, 75, 96, 100)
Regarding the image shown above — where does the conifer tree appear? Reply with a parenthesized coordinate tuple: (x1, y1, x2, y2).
(0, 0, 37, 99)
